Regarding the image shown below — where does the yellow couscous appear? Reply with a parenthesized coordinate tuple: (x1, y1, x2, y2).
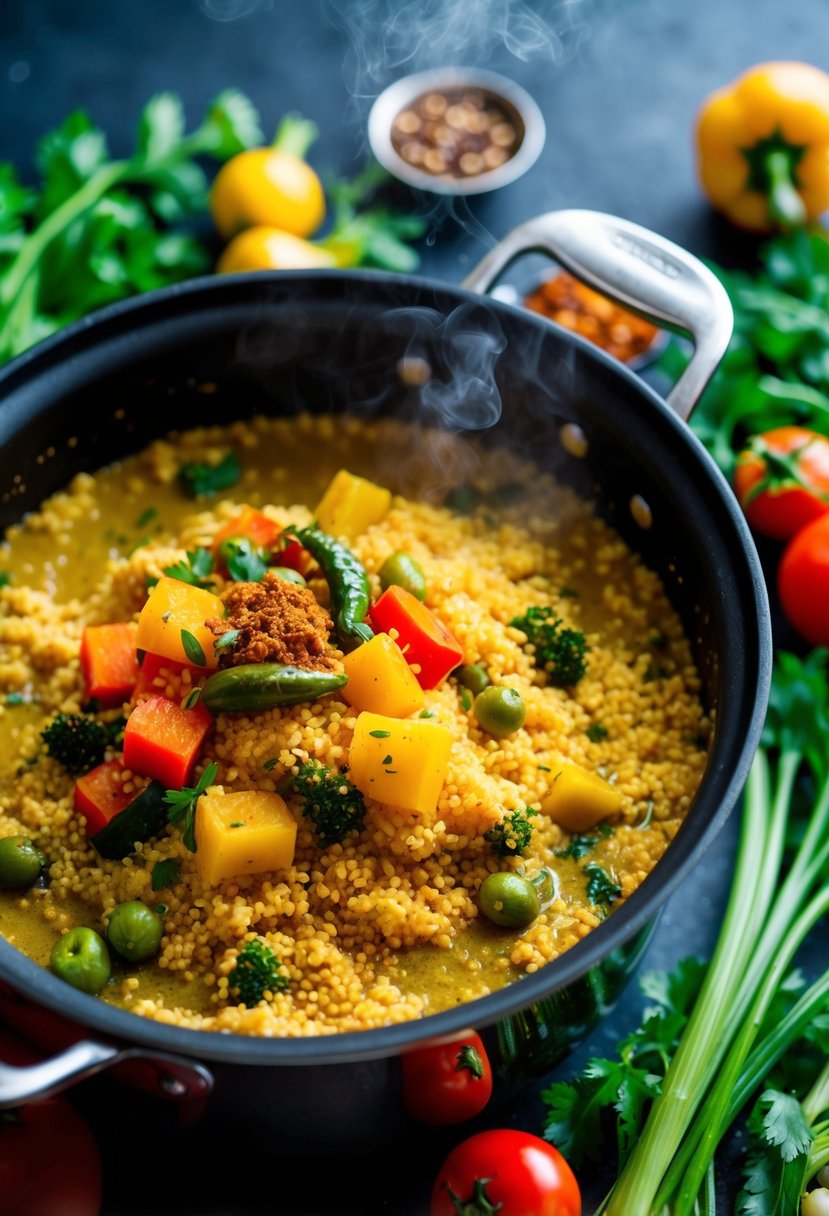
(0, 414, 710, 1036)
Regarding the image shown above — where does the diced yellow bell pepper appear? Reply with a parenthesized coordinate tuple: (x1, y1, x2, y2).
(135, 576, 224, 670)
(540, 763, 623, 833)
(195, 787, 297, 886)
(348, 711, 452, 815)
(314, 469, 391, 540)
(341, 633, 425, 717)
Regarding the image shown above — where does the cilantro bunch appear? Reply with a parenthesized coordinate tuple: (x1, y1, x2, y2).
(0, 90, 262, 363)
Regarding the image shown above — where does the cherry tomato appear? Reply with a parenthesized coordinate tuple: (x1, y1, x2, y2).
(402, 1032, 493, 1125)
(0, 1026, 102, 1216)
(431, 1129, 581, 1216)
(778, 513, 829, 645)
(733, 426, 829, 540)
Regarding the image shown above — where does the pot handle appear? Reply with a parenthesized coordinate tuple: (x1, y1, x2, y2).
(461, 209, 733, 421)
(0, 1039, 213, 1108)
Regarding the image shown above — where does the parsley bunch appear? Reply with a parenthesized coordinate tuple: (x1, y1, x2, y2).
(0, 91, 261, 364)
(484, 807, 537, 857)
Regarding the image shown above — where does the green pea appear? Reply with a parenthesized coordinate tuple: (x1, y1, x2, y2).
(479, 872, 541, 928)
(0, 836, 46, 889)
(379, 551, 427, 601)
(473, 685, 526, 738)
(271, 566, 307, 587)
(456, 664, 490, 695)
(106, 900, 163, 962)
(216, 535, 248, 567)
(50, 927, 111, 994)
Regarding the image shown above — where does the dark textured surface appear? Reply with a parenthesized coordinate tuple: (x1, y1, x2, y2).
(0, 2, 826, 1213)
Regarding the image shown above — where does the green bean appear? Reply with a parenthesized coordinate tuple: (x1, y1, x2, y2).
(202, 663, 348, 713)
(296, 525, 373, 649)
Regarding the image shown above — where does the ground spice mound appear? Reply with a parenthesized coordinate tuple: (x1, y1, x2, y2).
(208, 572, 336, 670)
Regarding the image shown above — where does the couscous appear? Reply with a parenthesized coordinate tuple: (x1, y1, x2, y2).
(0, 414, 709, 1036)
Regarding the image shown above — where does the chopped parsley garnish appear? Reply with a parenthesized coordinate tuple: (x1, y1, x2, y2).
(556, 823, 614, 861)
(485, 807, 538, 857)
(586, 723, 609, 742)
(0, 573, 10, 589)
(180, 629, 207, 667)
(163, 547, 215, 589)
(230, 938, 289, 1006)
(164, 762, 217, 852)
(135, 507, 159, 529)
(290, 760, 366, 848)
(584, 861, 621, 908)
(368, 729, 391, 739)
(382, 754, 393, 766)
(420, 709, 436, 719)
(41, 712, 124, 775)
(213, 629, 240, 654)
(511, 606, 589, 687)
(223, 537, 268, 583)
(263, 758, 279, 771)
(177, 451, 242, 499)
(151, 859, 181, 891)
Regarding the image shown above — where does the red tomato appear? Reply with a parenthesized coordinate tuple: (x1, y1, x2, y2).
(431, 1129, 581, 1216)
(778, 513, 829, 645)
(0, 1026, 102, 1216)
(370, 586, 464, 689)
(402, 1032, 493, 1125)
(734, 426, 829, 540)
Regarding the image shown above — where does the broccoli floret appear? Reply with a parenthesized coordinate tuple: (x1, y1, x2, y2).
(511, 606, 589, 687)
(485, 806, 537, 857)
(291, 761, 366, 848)
(230, 939, 289, 1006)
(41, 712, 123, 776)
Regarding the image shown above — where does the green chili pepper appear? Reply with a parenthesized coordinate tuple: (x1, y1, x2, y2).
(295, 525, 373, 650)
(201, 663, 348, 713)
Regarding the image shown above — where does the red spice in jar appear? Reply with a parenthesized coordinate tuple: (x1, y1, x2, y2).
(391, 88, 521, 179)
(523, 271, 661, 363)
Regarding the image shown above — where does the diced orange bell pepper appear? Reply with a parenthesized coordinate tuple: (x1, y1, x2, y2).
(135, 576, 224, 670)
(80, 623, 139, 707)
(348, 711, 453, 815)
(341, 633, 425, 717)
(123, 695, 213, 789)
(369, 587, 464, 690)
(74, 759, 135, 836)
(195, 788, 298, 885)
(213, 507, 280, 562)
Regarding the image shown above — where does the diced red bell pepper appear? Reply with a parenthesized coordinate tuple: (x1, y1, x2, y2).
(369, 587, 464, 690)
(74, 759, 135, 836)
(274, 533, 314, 576)
(133, 652, 202, 700)
(80, 623, 139, 707)
(213, 508, 280, 564)
(123, 695, 213, 789)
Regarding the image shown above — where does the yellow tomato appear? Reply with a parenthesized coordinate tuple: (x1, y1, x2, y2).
(216, 227, 337, 273)
(209, 147, 326, 239)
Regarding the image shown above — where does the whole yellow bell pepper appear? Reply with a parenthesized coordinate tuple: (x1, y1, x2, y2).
(696, 61, 829, 231)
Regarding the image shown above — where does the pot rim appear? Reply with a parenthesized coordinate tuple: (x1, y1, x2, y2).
(0, 269, 772, 1065)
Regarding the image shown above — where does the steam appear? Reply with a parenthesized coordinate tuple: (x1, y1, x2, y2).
(323, 0, 589, 98)
(198, 0, 273, 20)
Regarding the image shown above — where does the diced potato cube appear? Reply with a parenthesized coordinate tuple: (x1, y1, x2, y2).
(540, 763, 623, 833)
(348, 712, 452, 815)
(135, 576, 224, 670)
(314, 469, 391, 540)
(342, 634, 425, 717)
(195, 788, 297, 886)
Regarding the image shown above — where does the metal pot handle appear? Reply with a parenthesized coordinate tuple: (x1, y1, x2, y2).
(461, 209, 733, 421)
(0, 1039, 213, 1108)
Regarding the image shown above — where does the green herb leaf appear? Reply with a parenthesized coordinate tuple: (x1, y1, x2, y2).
(151, 858, 180, 890)
(163, 761, 218, 852)
(224, 537, 268, 583)
(177, 451, 241, 499)
(586, 722, 609, 742)
(511, 606, 589, 688)
(584, 861, 621, 907)
(0, 572, 11, 589)
(263, 758, 279, 771)
(180, 629, 207, 668)
(182, 688, 201, 710)
(368, 730, 391, 738)
(201, 90, 263, 159)
(136, 92, 185, 167)
(213, 629, 240, 654)
(163, 546, 215, 589)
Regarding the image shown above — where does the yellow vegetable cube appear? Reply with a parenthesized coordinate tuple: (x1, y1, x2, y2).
(342, 634, 425, 717)
(348, 712, 452, 815)
(135, 576, 223, 670)
(195, 787, 297, 886)
(314, 469, 391, 540)
(540, 763, 623, 833)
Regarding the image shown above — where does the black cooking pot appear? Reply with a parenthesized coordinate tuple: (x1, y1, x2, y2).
(0, 211, 770, 1147)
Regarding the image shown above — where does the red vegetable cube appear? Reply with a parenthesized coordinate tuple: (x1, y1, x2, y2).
(123, 695, 213, 789)
(74, 760, 135, 836)
(370, 587, 464, 690)
(80, 623, 139, 707)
